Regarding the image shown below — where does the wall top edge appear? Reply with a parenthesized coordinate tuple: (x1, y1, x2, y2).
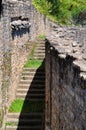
(46, 26, 86, 79)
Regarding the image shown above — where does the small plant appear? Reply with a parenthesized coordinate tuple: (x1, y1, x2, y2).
(30, 44, 36, 58)
(5, 122, 18, 130)
(6, 122, 18, 126)
(24, 59, 43, 68)
(38, 34, 46, 40)
(9, 99, 24, 113)
(9, 98, 44, 113)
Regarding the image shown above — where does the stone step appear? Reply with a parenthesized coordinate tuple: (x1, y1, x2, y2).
(7, 113, 43, 119)
(35, 48, 45, 51)
(35, 43, 45, 46)
(21, 75, 45, 80)
(38, 45, 45, 47)
(15, 97, 45, 101)
(22, 68, 45, 72)
(22, 68, 37, 71)
(34, 48, 45, 51)
(23, 68, 45, 70)
(22, 71, 45, 76)
(33, 57, 44, 60)
(33, 55, 45, 57)
(35, 44, 45, 47)
(34, 50, 45, 53)
(19, 81, 45, 85)
(16, 91, 45, 96)
(20, 76, 45, 80)
(7, 119, 42, 126)
(21, 73, 45, 78)
(17, 89, 45, 93)
(33, 54, 45, 57)
(6, 126, 42, 130)
(22, 70, 45, 76)
(16, 93, 45, 98)
(35, 50, 45, 55)
(20, 79, 45, 83)
(18, 84, 45, 90)
(16, 93, 45, 101)
(18, 84, 45, 89)
(33, 55, 45, 58)
(33, 53, 45, 55)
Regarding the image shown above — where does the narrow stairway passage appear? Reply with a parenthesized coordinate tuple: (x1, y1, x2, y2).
(6, 40, 45, 130)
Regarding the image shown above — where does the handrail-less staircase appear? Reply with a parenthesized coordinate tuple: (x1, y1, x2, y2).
(5, 40, 45, 130)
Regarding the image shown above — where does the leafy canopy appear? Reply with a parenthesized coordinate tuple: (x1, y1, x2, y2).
(32, 0, 86, 24)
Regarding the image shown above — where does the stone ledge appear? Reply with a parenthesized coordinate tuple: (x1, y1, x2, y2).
(46, 26, 86, 80)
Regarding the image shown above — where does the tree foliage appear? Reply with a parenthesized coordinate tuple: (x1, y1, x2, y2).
(32, 0, 86, 24)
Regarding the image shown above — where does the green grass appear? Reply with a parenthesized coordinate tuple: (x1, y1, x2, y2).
(9, 98, 44, 113)
(30, 44, 36, 58)
(5, 122, 18, 130)
(9, 99, 24, 113)
(6, 122, 18, 126)
(24, 59, 43, 68)
(38, 34, 46, 40)
(24, 41, 43, 68)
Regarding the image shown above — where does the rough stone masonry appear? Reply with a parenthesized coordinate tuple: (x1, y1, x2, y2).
(45, 25, 86, 130)
(0, 0, 50, 127)
(0, 0, 86, 130)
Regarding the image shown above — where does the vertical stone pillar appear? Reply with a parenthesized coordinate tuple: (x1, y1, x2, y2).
(1, 2, 12, 115)
(45, 41, 51, 130)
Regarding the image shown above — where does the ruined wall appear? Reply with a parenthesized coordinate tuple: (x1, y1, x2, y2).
(45, 27, 86, 130)
(1, 1, 31, 109)
(30, 5, 50, 41)
(0, 0, 51, 127)
(0, 1, 32, 126)
(1, 0, 51, 104)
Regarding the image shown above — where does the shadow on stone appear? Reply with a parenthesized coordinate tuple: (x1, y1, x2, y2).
(12, 28, 30, 40)
(0, 0, 2, 16)
(17, 59, 45, 130)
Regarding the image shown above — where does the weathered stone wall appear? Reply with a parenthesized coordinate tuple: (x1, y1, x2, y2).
(0, 17, 4, 127)
(0, 0, 51, 127)
(29, 5, 50, 41)
(1, 1, 31, 108)
(1, 1, 86, 129)
(0, 1, 32, 126)
(45, 27, 86, 130)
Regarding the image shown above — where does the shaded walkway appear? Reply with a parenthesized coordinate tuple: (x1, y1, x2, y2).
(6, 40, 45, 130)
(17, 60, 45, 130)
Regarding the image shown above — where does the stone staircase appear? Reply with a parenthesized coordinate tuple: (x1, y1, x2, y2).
(5, 40, 45, 130)
(33, 41, 45, 60)
(16, 68, 45, 101)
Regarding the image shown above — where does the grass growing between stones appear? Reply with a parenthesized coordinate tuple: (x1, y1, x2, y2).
(30, 44, 36, 58)
(24, 40, 43, 68)
(24, 59, 43, 68)
(9, 98, 44, 113)
(5, 122, 18, 130)
(38, 34, 46, 40)
(6, 122, 18, 127)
